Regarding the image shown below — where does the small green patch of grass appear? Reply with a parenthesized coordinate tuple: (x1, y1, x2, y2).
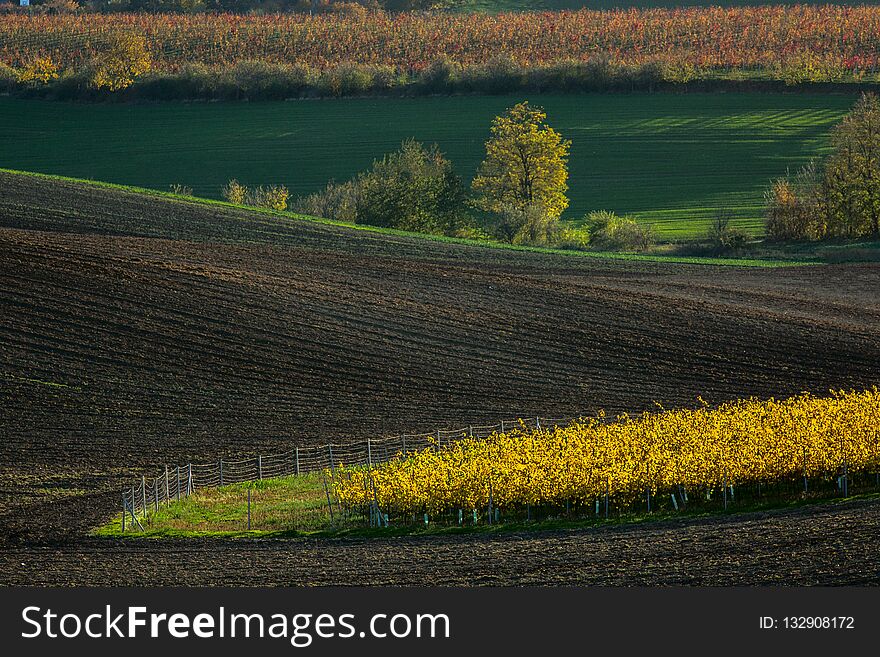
(93, 470, 880, 541)
(94, 473, 346, 536)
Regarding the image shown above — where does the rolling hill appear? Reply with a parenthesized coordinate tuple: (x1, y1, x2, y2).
(1, 170, 879, 583)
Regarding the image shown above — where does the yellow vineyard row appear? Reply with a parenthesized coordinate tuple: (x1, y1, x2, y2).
(333, 389, 880, 512)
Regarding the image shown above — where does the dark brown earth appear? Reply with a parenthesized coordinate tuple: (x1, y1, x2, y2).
(2, 499, 878, 586)
(2, 171, 879, 585)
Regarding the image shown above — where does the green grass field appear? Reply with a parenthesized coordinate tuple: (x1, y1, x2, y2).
(0, 93, 855, 239)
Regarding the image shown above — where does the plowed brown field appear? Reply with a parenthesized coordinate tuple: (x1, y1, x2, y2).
(2, 171, 879, 585)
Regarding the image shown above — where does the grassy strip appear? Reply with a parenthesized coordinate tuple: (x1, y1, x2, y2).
(1, 168, 814, 268)
(93, 470, 880, 541)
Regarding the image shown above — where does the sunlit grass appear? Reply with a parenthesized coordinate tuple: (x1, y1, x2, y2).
(0, 93, 854, 240)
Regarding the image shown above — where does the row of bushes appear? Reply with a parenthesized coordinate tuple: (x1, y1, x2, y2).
(4, 56, 841, 103)
(214, 140, 658, 253)
(221, 180, 290, 211)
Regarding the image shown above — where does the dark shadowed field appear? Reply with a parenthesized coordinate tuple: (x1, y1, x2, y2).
(1, 171, 879, 585)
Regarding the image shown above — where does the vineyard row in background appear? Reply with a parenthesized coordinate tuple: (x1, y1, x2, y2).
(6, 7, 880, 102)
(4, 8, 880, 72)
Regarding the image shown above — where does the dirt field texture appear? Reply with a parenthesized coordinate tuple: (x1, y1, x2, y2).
(2, 170, 880, 585)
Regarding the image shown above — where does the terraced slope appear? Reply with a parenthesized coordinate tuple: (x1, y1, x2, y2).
(1, 170, 879, 584)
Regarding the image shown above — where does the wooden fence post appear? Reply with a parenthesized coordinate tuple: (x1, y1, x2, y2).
(295, 447, 300, 476)
(164, 465, 170, 501)
(176, 466, 180, 501)
(121, 494, 126, 532)
(367, 438, 372, 467)
(257, 455, 262, 480)
(141, 476, 147, 517)
(154, 477, 159, 513)
(187, 464, 193, 496)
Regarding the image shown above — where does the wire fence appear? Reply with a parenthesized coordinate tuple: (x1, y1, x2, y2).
(119, 415, 574, 531)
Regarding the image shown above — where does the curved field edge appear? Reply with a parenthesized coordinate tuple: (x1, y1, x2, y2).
(0, 168, 811, 268)
(6, 496, 879, 585)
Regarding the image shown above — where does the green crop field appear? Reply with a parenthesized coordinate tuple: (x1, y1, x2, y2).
(0, 93, 855, 239)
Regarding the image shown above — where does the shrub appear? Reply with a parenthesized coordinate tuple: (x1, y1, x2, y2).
(16, 57, 60, 85)
(508, 204, 561, 247)
(0, 62, 16, 92)
(317, 64, 375, 97)
(530, 55, 628, 93)
(42, 67, 95, 100)
(451, 225, 494, 241)
(586, 210, 656, 251)
(417, 56, 461, 94)
(92, 32, 151, 91)
(555, 224, 592, 250)
(293, 180, 361, 222)
(132, 63, 215, 100)
(221, 179, 289, 210)
(369, 65, 403, 93)
(355, 139, 471, 235)
(660, 60, 699, 83)
(250, 185, 290, 211)
(764, 162, 826, 241)
(169, 183, 193, 196)
(706, 210, 750, 254)
(222, 179, 249, 205)
(629, 61, 665, 91)
(217, 60, 312, 100)
(460, 55, 523, 94)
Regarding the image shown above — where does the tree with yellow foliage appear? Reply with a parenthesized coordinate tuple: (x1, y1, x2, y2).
(472, 101, 571, 220)
(92, 33, 151, 92)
